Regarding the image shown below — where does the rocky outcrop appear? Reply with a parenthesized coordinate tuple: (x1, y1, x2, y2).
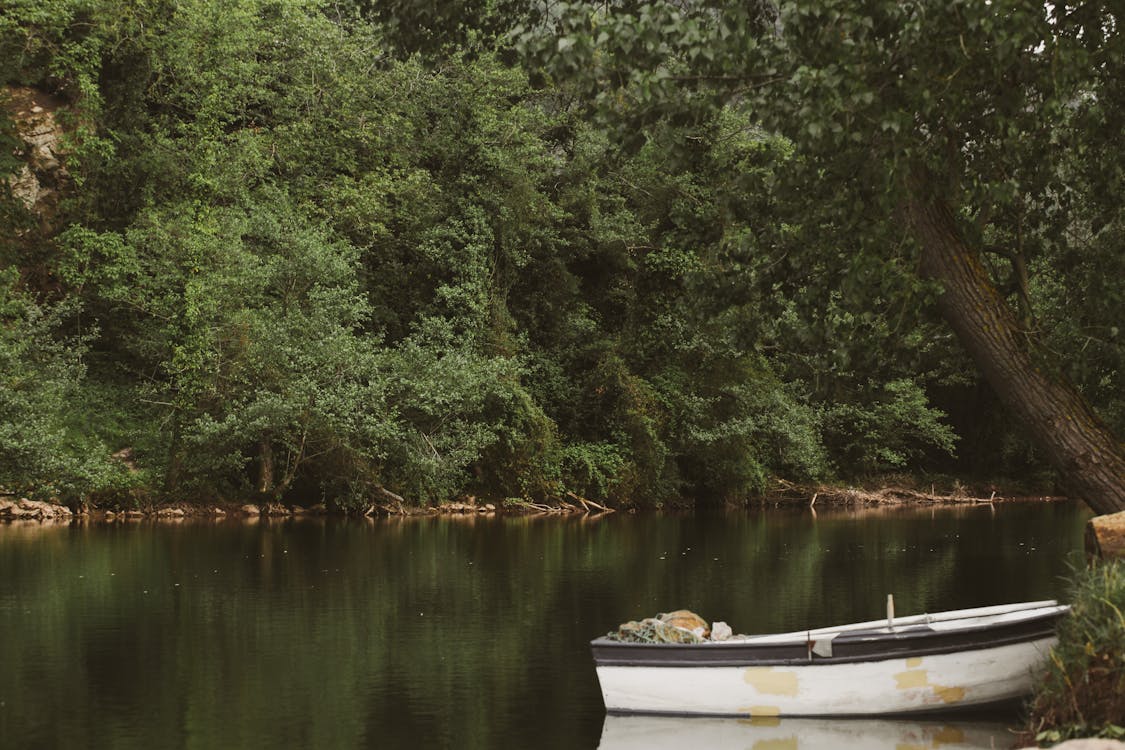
(4, 86, 71, 234)
(1086, 511, 1125, 560)
(0, 497, 73, 521)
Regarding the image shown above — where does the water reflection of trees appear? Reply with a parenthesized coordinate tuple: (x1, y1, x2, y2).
(0, 505, 1086, 748)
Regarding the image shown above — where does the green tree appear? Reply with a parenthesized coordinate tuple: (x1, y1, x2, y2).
(517, 0, 1125, 513)
(0, 269, 126, 500)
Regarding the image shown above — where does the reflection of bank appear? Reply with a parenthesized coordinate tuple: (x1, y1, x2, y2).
(597, 715, 1012, 750)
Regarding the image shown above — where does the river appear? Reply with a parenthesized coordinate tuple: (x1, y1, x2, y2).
(0, 501, 1089, 749)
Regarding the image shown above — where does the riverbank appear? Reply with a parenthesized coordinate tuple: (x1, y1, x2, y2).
(2, 475, 1065, 524)
(0, 495, 470, 522)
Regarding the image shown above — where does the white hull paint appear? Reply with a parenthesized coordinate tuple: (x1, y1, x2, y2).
(596, 635, 1057, 717)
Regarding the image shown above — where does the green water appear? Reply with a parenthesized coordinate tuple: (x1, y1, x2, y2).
(0, 502, 1089, 749)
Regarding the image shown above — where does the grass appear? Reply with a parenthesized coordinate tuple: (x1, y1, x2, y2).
(1027, 559, 1125, 745)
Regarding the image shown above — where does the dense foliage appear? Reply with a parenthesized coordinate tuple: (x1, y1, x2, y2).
(1, 0, 1120, 507)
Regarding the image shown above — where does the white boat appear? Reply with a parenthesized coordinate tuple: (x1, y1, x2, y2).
(591, 600, 1067, 717)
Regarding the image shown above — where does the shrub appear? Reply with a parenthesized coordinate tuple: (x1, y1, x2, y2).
(1028, 560, 1125, 745)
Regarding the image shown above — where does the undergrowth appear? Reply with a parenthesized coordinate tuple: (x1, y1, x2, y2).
(1028, 559, 1125, 745)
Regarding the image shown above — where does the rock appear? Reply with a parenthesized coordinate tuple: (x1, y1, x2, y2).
(485, 503, 496, 512)
(212, 507, 226, 516)
(156, 507, 185, 517)
(8, 166, 42, 210)
(124, 509, 144, 518)
(3, 86, 71, 233)
(263, 503, 289, 516)
(309, 503, 327, 514)
(0, 498, 73, 520)
(1086, 511, 1125, 560)
(240, 504, 261, 516)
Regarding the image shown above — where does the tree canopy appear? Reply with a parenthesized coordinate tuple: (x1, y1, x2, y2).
(1, 0, 1121, 510)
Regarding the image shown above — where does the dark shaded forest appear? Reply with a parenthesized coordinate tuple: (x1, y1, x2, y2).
(2, 0, 1122, 510)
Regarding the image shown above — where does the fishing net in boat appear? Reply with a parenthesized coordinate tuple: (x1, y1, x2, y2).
(604, 610, 709, 643)
(605, 618, 705, 643)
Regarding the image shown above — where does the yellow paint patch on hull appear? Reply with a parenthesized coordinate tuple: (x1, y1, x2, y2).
(894, 669, 930, 689)
(743, 667, 800, 696)
(893, 668, 966, 704)
(752, 738, 797, 750)
(933, 685, 966, 703)
(905, 656, 924, 668)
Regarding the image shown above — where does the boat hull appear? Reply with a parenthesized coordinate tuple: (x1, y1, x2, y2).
(593, 602, 1068, 717)
(596, 635, 1056, 716)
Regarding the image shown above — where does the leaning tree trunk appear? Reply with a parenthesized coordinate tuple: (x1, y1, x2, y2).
(905, 184, 1125, 515)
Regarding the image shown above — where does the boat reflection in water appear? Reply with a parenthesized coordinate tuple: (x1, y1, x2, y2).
(597, 715, 1014, 750)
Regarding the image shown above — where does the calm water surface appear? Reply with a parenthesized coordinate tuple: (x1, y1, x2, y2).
(0, 502, 1089, 749)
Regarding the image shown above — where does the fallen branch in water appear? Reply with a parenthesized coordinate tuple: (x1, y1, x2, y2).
(762, 479, 1058, 507)
(374, 485, 406, 505)
(567, 491, 614, 513)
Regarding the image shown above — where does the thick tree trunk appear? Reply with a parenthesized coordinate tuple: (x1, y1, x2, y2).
(905, 185, 1125, 515)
